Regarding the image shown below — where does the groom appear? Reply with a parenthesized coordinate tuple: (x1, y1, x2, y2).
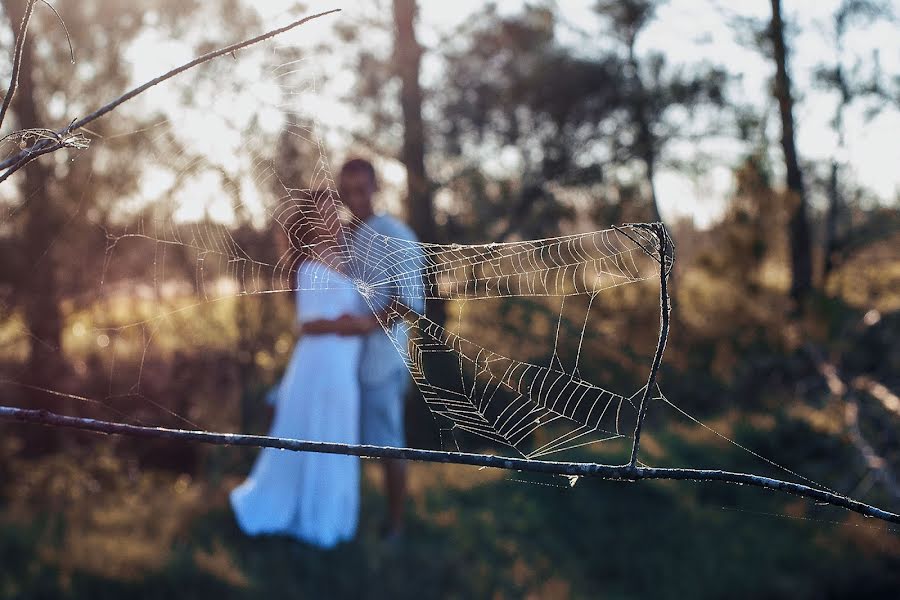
(302, 158, 425, 540)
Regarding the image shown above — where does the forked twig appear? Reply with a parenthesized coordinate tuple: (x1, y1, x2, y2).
(1, 405, 897, 525)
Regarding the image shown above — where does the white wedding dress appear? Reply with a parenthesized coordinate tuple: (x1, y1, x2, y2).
(230, 260, 367, 548)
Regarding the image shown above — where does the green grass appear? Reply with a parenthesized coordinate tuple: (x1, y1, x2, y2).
(2, 427, 898, 600)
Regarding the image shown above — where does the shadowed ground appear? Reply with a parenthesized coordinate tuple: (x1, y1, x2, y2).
(2, 420, 898, 599)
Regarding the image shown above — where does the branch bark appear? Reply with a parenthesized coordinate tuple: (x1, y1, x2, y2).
(629, 222, 671, 467)
(2, 405, 898, 524)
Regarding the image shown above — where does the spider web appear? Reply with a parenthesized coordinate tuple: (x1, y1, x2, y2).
(355, 228, 667, 458)
(238, 136, 668, 459)
(1, 23, 876, 517)
(1, 15, 896, 534)
(1, 38, 671, 463)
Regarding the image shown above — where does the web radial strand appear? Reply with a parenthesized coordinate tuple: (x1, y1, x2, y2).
(344, 225, 663, 302)
(369, 299, 642, 458)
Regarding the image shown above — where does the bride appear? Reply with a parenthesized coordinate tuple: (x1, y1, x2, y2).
(230, 191, 368, 548)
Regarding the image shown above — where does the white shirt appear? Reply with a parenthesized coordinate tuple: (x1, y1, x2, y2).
(348, 213, 426, 384)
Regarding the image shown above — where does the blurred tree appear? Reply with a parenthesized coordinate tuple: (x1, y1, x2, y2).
(0, 0, 264, 410)
(592, 0, 728, 227)
(593, 0, 662, 224)
(337, 1, 447, 323)
(438, 5, 621, 240)
(393, 0, 447, 326)
(327, 1, 439, 239)
(341, 4, 607, 242)
(813, 0, 896, 281)
(1, 0, 62, 396)
(768, 0, 813, 304)
(686, 152, 794, 395)
(393, 0, 435, 245)
(705, 153, 784, 295)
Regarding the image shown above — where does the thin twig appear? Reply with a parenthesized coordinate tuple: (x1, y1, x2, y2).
(0, 128, 83, 184)
(0, 8, 341, 182)
(0, 0, 38, 131)
(66, 9, 340, 133)
(0, 126, 80, 146)
(39, 0, 75, 64)
(1, 405, 897, 524)
(629, 222, 671, 467)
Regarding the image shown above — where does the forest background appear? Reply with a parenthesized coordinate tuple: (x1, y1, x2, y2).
(0, 1, 898, 598)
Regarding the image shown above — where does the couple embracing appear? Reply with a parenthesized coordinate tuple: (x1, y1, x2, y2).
(230, 158, 425, 548)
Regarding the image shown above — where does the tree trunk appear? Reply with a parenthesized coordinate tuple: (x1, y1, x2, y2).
(393, 0, 433, 242)
(642, 145, 662, 224)
(393, 0, 445, 325)
(626, 36, 663, 224)
(3, 0, 65, 455)
(823, 53, 848, 285)
(3, 0, 64, 391)
(823, 160, 840, 280)
(770, 0, 813, 304)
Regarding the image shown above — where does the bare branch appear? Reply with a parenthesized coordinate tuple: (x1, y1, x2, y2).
(853, 375, 900, 418)
(2, 405, 897, 524)
(0, 8, 341, 183)
(65, 9, 340, 134)
(806, 344, 900, 503)
(0, 0, 38, 131)
(845, 394, 900, 501)
(629, 222, 672, 467)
